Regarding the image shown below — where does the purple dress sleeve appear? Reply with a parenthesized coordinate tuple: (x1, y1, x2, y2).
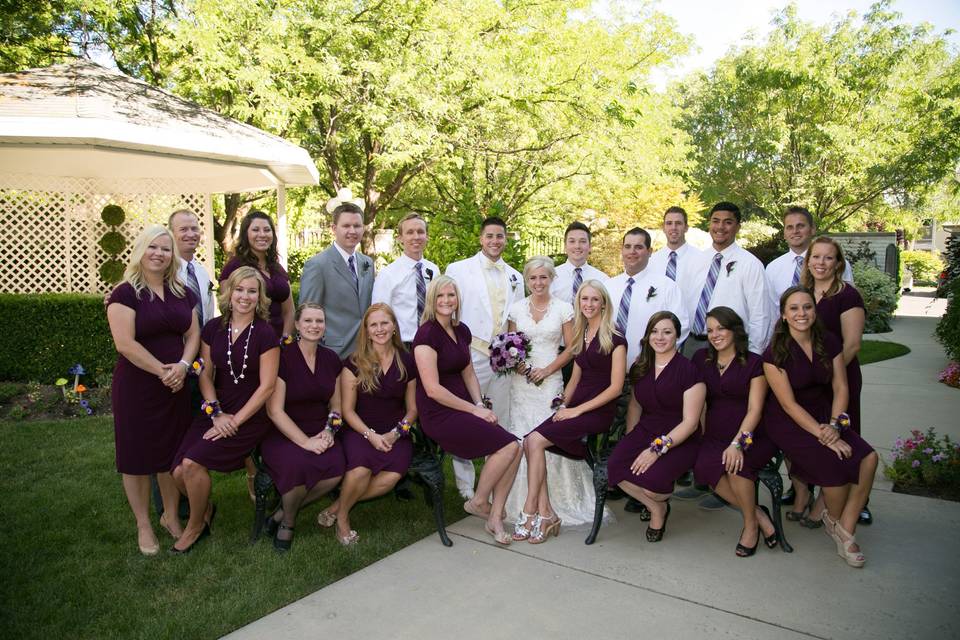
(107, 282, 138, 309)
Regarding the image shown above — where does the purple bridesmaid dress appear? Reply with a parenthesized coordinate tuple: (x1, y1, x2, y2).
(108, 282, 196, 474)
(172, 318, 279, 472)
(761, 334, 874, 487)
(816, 284, 864, 434)
(340, 351, 415, 475)
(220, 257, 291, 339)
(413, 320, 516, 458)
(607, 354, 703, 493)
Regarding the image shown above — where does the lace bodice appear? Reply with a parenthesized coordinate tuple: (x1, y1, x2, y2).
(508, 297, 574, 369)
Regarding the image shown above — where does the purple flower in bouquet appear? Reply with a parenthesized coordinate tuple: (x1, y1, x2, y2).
(489, 331, 540, 385)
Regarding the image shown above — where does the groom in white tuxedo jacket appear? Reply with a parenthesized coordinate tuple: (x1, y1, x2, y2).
(445, 217, 524, 499)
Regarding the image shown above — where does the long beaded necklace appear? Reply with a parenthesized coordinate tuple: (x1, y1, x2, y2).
(227, 321, 254, 384)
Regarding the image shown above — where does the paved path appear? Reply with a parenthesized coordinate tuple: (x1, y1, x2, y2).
(226, 290, 960, 640)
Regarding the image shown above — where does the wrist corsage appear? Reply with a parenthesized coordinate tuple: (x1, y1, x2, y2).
(325, 411, 343, 435)
(393, 418, 413, 438)
(281, 333, 295, 347)
(649, 435, 673, 456)
(731, 431, 754, 451)
(477, 395, 493, 410)
(188, 357, 204, 377)
(201, 399, 222, 418)
(829, 413, 850, 432)
(551, 393, 565, 411)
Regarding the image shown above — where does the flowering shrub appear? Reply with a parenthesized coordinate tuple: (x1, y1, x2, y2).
(885, 429, 960, 498)
(939, 362, 960, 389)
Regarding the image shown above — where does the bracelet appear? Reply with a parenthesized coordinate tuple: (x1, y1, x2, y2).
(829, 413, 851, 432)
(326, 411, 343, 435)
(731, 431, 754, 451)
(476, 395, 493, 410)
(550, 393, 565, 410)
(649, 435, 673, 456)
(178, 359, 190, 371)
(188, 357, 204, 376)
(201, 399, 222, 418)
(393, 418, 413, 438)
(362, 428, 373, 440)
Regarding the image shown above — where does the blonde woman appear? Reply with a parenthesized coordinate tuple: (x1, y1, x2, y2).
(169, 266, 280, 553)
(317, 304, 417, 545)
(106, 224, 200, 555)
(519, 280, 627, 543)
(413, 276, 522, 545)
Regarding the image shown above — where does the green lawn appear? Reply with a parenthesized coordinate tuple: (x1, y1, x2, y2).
(0, 417, 463, 639)
(860, 339, 911, 365)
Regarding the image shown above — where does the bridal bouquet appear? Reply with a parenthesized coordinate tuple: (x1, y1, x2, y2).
(489, 331, 539, 385)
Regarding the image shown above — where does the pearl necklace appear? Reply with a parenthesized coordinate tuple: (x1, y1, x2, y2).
(227, 321, 253, 384)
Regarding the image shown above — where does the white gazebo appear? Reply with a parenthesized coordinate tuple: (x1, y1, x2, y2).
(0, 60, 319, 293)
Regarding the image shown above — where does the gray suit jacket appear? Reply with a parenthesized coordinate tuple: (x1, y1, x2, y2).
(298, 245, 375, 358)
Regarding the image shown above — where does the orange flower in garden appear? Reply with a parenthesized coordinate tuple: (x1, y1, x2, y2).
(75, 384, 88, 393)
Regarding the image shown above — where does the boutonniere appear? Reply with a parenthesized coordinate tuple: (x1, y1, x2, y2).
(726, 261, 737, 277)
(361, 260, 371, 275)
(646, 286, 657, 302)
(207, 281, 216, 293)
(425, 267, 434, 281)
(510, 274, 519, 291)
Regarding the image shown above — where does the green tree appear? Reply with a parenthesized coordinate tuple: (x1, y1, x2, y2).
(679, 1, 960, 232)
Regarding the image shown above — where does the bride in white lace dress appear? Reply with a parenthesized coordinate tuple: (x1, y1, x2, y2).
(504, 257, 608, 531)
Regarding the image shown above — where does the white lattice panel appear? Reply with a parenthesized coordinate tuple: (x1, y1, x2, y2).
(0, 174, 213, 294)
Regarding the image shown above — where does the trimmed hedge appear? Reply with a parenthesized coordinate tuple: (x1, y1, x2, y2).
(0, 294, 116, 382)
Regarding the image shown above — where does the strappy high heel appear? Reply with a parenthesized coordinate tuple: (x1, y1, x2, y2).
(529, 514, 561, 544)
(833, 521, 866, 568)
(512, 511, 538, 541)
(273, 523, 295, 553)
(757, 505, 779, 549)
(735, 527, 758, 557)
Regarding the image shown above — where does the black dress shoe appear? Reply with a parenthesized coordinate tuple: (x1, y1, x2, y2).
(645, 502, 671, 542)
(625, 497, 650, 520)
(858, 506, 873, 525)
(273, 524, 295, 553)
(781, 486, 796, 506)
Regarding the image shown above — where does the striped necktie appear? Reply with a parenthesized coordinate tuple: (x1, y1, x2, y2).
(791, 255, 803, 286)
(347, 254, 359, 292)
(665, 251, 677, 281)
(615, 277, 634, 335)
(572, 266, 583, 301)
(185, 261, 203, 324)
(415, 261, 426, 320)
(692, 253, 723, 335)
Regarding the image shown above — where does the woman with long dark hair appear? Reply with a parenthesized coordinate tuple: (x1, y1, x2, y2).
(607, 311, 705, 543)
(763, 287, 877, 567)
(691, 307, 777, 556)
(220, 210, 294, 339)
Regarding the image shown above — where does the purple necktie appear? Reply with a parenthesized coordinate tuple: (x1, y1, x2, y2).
(665, 251, 677, 281)
(791, 255, 803, 286)
(572, 266, 583, 301)
(615, 277, 634, 335)
(347, 254, 359, 292)
(692, 253, 722, 335)
(415, 261, 426, 319)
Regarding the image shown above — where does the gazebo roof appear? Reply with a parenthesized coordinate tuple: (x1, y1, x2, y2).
(0, 60, 319, 192)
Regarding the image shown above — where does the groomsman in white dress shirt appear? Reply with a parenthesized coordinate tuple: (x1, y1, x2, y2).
(445, 217, 525, 499)
(765, 205, 855, 310)
(677, 202, 773, 509)
(684, 202, 773, 357)
(550, 221, 608, 305)
(606, 227, 689, 366)
(648, 206, 703, 321)
(169, 209, 215, 326)
(372, 213, 440, 346)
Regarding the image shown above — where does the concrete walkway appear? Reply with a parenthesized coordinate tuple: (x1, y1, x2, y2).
(226, 291, 960, 640)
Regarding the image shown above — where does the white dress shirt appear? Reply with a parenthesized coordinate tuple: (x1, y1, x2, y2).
(332, 241, 357, 272)
(550, 261, 609, 305)
(648, 242, 704, 319)
(765, 247, 855, 310)
(372, 253, 440, 342)
(688, 243, 773, 354)
(177, 257, 215, 323)
(606, 268, 689, 365)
